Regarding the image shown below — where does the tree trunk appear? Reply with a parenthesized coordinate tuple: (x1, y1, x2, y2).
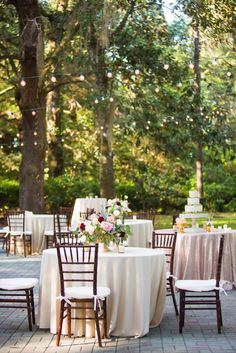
(97, 101, 116, 199)
(193, 19, 203, 198)
(47, 89, 64, 177)
(14, 0, 46, 212)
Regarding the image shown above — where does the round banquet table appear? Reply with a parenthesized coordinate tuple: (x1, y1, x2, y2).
(12, 214, 54, 255)
(38, 247, 166, 338)
(125, 219, 153, 248)
(71, 198, 107, 229)
(155, 228, 236, 284)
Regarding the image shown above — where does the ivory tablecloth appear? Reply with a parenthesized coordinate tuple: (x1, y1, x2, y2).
(125, 219, 153, 248)
(174, 229, 236, 284)
(71, 198, 107, 229)
(38, 247, 166, 337)
(25, 214, 54, 254)
(156, 228, 236, 284)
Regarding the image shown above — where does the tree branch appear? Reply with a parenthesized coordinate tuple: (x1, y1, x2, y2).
(112, 0, 136, 37)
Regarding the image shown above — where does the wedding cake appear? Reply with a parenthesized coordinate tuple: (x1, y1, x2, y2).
(184, 190, 203, 213)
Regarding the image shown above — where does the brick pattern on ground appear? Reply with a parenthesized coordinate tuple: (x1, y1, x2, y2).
(0, 250, 236, 353)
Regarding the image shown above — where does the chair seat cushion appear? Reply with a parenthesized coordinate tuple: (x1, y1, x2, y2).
(175, 279, 218, 292)
(65, 286, 111, 299)
(10, 231, 32, 236)
(0, 278, 38, 290)
(0, 226, 9, 234)
(44, 230, 53, 236)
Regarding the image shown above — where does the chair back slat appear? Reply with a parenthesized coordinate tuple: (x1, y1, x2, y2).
(53, 231, 82, 246)
(216, 234, 224, 286)
(56, 244, 98, 296)
(152, 231, 177, 273)
(7, 211, 25, 232)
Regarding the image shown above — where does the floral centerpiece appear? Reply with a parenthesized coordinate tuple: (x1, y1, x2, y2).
(76, 197, 132, 250)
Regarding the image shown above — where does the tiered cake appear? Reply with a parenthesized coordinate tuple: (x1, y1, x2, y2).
(185, 190, 203, 213)
(180, 189, 209, 228)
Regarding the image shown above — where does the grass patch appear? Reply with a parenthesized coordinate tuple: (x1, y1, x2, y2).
(156, 212, 236, 229)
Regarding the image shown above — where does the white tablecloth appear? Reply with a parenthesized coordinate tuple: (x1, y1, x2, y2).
(125, 219, 153, 248)
(25, 215, 54, 254)
(71, 198, 107, 229)
(38, 247, 166, 337)
(156, 228, 236, 284)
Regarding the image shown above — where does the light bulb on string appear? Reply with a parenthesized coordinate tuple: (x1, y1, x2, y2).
(48, 140, 51, 144)
(227, 72, 232, 77)
(164, 64, 169, 70)
(107, 72, 113, 78)
(94, 99, 99, 104)
(0, 134, 2, 138)
(16, 133, 20, 138)
(189, 63, 194, 69)
(61, 138, 64, 142)
(109, 97, 114, 102)
(34, 131, 37, 136)
(34, 141, 37, 146)
(52, 107, 57, 113)
(177, 82, 182, 87)
(32, 110, 36, 116)
(20, 79, 26, 87)
(51, 75, 57, 82)
(20, 142, 24, 147)
(79, 74, 85, 81)
(0, 145, 3, 149)
(155, 87, 160, 93)
(135, 69, 140, 75)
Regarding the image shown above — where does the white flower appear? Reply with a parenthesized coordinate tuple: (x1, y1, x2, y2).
(113, 209, 120, 217)
(86, 223, 95, 235)
(91, 217, 99, 225)
(80, 235, 87, 244)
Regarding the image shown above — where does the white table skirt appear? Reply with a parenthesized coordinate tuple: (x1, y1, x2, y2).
(156, 228, 236, 284)
(71, 198, 107, 229)
(25, 215, 54, 254)
(125, 219, 153, 248)
(38, 247, 166, 337)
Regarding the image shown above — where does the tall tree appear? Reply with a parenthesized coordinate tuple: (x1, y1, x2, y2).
(7, 0, 46, 212)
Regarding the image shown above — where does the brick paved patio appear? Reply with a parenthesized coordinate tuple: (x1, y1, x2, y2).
(0, 250, 236, 353)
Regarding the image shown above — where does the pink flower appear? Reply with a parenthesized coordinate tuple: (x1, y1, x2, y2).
(101, 221, 114, 232)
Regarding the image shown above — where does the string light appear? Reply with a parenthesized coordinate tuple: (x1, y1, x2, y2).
(189, 63, 194, 69)
(107, 72, 113, 78)
(34, 141, 37, 146)
(51, 75, 57, 82)
(94, 99, 99, 104)
(32, 110, 36, 116)
(155, 87, 160, 93)
(79, 74, 85, 81)
(135, 69, 140, 75)
(227, 72, 232, 77)
(34, 131, 37, 136)
(109, 97, 114, 102)
(20, 142, 24, 146)
(20, 79, 26, 87)
(164, 64, 169, 70)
